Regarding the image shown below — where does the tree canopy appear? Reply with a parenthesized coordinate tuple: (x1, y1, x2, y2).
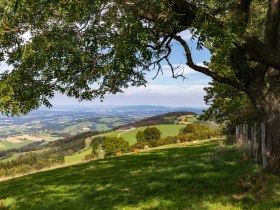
(0, 0, 279, 171)
(0, 0, 276, 114)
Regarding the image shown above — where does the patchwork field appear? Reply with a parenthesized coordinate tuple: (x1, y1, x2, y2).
(0, 134, 60, 151)
(0, 139, 279, 209)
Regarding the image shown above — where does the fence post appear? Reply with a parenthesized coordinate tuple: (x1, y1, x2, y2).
(261, 122, 267, 169)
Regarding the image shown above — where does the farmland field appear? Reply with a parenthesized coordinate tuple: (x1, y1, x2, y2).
(0, 140, 34, 150)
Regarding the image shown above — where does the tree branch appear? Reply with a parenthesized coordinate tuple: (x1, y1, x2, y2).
(124, 1, 159, 22)
(264, 0, 279, 47)
(171, 33, 245, 91)
(245, 37, 280, 70)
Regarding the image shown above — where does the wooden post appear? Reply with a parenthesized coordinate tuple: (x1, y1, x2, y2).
(261, 122, 267, 169)
(245, 124, 249, 149)
(254, 122, 258, 162)
(250, 125, 254, 157)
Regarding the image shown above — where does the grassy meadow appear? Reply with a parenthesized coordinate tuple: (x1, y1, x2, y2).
(0, 139, 279, 210)
(0, 140, 34, 150)
(99, 124, 185, 144)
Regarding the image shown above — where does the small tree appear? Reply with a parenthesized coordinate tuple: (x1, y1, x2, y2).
(92, 141, 100, 158)
(143, 127, 161, 141)
(102, 137, 129, 157)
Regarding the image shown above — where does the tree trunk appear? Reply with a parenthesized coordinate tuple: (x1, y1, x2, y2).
(255, 90, 280, 173)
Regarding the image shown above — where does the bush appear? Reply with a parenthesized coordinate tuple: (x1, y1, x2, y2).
(92, 141, 100, 157)
(179, 123, 220, 140)
(84, 154, 96, 161)
(136, 131, 145, 142)
(156, 136, 178, 146)
(102, 137, 130, 157)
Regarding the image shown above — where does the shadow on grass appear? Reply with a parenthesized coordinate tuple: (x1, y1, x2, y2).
(0, 140, 279, 209)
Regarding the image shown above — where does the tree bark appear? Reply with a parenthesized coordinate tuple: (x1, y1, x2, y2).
(254, 90, 280, 172)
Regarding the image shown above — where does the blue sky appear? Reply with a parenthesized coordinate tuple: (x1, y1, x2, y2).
(0, 30, 212, 107)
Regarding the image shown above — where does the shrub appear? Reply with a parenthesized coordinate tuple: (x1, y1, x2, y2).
(92, 141, 100, 157)
(84, 154, 96, 161)
(102, 137, 130, 157)
(136, 131, 145, 143)
(179, 123, 220, 140)
(157, 136, 178, 146)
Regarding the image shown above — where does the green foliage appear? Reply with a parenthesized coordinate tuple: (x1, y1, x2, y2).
(200, 81, 257, 134)
(102, 137, 129, 156)
(0, 0, 269, 116)
(156, 136, 178, 146)
(91, 141, 100, 158)
(0, 152, 64, 177)
(178, 123, 220, 142)
(137, 127, 161, 142)
(136, 131, 145, 143)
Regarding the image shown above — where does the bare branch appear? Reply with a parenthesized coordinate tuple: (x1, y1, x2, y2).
(171, 33, 245, 91)
(124, 1, 158, 22)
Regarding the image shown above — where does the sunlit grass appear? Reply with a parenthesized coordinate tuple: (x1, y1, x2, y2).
(0, 139, 279, 210)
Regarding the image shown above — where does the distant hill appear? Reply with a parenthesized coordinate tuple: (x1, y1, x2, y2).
(115, 111, 197, 129)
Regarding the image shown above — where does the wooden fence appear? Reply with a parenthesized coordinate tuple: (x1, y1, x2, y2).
(235, 122, 267, 168)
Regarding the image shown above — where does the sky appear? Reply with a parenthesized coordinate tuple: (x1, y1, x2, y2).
(0, 30, 212, 108)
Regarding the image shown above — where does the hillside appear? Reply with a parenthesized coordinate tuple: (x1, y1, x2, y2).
(99, 124, 185, 144)
(0, 139, 279, 209)
(115, 111, 197, 129)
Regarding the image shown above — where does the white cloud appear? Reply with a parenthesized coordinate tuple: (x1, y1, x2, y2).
(159, 63, 205, 77)
(177, 30, 193, 40)
(51, 84, 209, 107)
(0, 63, 12, 73)
(21, 31, 32, 43)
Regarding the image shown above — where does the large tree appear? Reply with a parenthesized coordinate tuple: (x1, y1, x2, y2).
(0, 0, 279, 171)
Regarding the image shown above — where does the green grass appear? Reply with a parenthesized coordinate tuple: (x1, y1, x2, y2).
(0, 139, 279, 209)
(0, 140, 34, 150)
(99, 124, 185, 144)
(64, 138, 92, 164)
(186, 117, 197, 122)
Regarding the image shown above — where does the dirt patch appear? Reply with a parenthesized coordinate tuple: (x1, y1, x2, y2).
(17, 135, 42, 142)
(6, 137, 22, 143)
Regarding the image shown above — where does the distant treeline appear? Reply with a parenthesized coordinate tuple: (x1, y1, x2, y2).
(0, 140, 47, 160)
(115, 112, 197, 129)
(0, 152, 64, 176)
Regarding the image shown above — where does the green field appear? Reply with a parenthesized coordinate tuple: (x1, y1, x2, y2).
(64, 138, 105, 164)
(99, 124, 185, 144)
(0, 140, 34, 150)
(0, 139, 279, 209)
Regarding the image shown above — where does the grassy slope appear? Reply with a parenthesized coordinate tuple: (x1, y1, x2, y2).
(64, 137, 101, 164)
(99, 124, 185, 144)
(0, 139, 279, 210)
(0, 140, 34, 150)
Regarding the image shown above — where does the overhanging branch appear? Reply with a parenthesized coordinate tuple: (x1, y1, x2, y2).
(171, 33, 245, 91)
